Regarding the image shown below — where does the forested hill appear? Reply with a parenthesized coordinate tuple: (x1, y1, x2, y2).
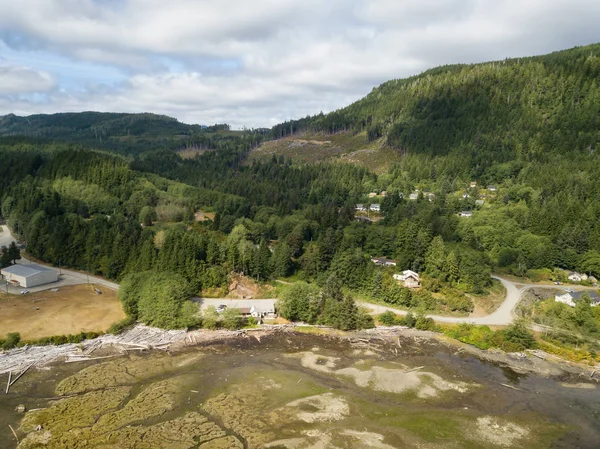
(0, 112, 266, 155)
(271, 44, 600, 166)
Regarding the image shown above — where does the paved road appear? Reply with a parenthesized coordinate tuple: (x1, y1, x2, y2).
(0, 224, 119, 292)
(0, 225, 591, 324)
(0, 224, 15, 249)
(194, 297, 277, 312)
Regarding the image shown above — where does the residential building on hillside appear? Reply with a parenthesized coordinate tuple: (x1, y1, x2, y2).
(458, 211, 473, 217)
(393, 270, 421, 288)
(568, 272, 584, 282)
(355, 204, 366, 212)
(369, 204, 381, 212)
(555, 290, 600, 307)
(487, 185, 498, 192)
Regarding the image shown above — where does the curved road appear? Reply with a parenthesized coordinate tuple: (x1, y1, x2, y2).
(358, 276, 580, 326)
(2, 224, 586, 326)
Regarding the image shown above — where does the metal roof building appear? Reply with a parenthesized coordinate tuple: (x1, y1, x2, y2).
(1, 264, 58, 288)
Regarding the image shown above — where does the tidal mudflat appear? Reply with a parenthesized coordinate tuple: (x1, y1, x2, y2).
(2, 332, 599, 448)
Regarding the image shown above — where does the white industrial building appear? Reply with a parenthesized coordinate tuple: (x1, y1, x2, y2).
(1, 264, 58, 288)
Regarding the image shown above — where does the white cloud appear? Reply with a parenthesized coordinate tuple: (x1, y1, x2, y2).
(0, 0, 599, 127)
(0, 63, 56, 94)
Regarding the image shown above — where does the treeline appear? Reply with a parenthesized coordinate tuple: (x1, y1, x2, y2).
(0, 112, 268, 156)
(271, 44, 600, 173)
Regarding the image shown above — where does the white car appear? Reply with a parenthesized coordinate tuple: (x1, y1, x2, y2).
(21, 289, 30, 294)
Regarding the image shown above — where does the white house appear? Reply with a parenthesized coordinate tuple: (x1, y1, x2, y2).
(409, 191, 419, 201)
(458, 211, 473, 217)
(369, 204, 381, 212)
(568, 272, 583, 282)
(487, 185, 498, 192)
(393, 270, 421, 288)
(1, 264, 58, 288)
(355, 204, 366, 212)
(555, 291, 600, 307)
(368, 192, 378, 198)
(470, 181, 477, 188)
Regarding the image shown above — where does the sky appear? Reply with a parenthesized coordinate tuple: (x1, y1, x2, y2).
(0, 0, 599, 129)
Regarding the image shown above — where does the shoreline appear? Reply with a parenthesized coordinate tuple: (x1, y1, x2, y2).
(2, 323, 598, 386)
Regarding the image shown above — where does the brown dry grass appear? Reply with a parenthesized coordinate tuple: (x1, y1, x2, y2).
(0, 284, 125, 340)
(194, 209, 216, 222)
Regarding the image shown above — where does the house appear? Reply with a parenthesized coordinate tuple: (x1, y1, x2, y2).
(462, 193, 470, 199)
(475, 199, 485, 206)
(409, 191, 419, 201)
(369, 204, 381, 212)
(568, 272, 583, 282)
(233, 307, 253, 317)
(398, 193, 405, 199)
(0, 264, 58, 288)
(380, 191, 387, 197)
(487, 185, 498, 192)
(355, 204, 366, 212)
(425, 192, 435, 202)
(393, 270, 421, 288)
(470, 181, 477, 188)
(458, 211, 473, 217)
(371, 257, 397, 267)
(368, 192, 378, 198)
(555, 290, 600, 307)
(250, 304, 276, 319)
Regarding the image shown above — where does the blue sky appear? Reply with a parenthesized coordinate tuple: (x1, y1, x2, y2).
(0, 0, 599, 128)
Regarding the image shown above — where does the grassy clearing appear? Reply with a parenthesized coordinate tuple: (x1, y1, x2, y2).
(470, 279, 506, 314)
(0, 284, 125, 340)
(250, 132, 402, 173)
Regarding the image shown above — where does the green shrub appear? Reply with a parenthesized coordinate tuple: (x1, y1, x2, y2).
(1, 332, 21, 350)
(378, 311, 398, 326)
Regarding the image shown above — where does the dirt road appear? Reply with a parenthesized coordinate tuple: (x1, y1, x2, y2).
(359, 276, 541, 326)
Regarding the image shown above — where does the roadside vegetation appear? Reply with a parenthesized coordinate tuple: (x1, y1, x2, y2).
(2, 44, 600, 345)
(518, 291, 600, 363)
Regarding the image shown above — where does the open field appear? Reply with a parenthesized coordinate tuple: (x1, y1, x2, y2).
(0, 284, 125, 340)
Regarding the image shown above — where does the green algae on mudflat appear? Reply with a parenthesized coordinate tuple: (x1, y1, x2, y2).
(55, 352, 203, 395)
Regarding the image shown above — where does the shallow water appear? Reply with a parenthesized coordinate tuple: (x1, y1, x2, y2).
(2, 333, 599, 448)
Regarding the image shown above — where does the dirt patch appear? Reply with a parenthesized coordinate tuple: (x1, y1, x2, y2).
(289, 351, 473, 398)
(194, 209, 216, 222)
(473, 416, 530, 447)
(284, 393, 349, 423)
(0, 284, 125, 340)
(227, 273, 272, 299)
(340, 430, 397, 449)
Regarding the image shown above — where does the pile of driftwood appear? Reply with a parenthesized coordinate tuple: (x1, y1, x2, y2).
(1, 324, 189, 390)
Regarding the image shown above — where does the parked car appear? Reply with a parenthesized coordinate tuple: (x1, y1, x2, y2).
(554, 281, 562, 285)
(20, 289, 29, 294)
(216, 304, 227, 313)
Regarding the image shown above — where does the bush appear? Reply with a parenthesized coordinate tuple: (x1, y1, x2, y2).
(221, 308, 242, 330)
(108, 316, 136, 335)
(378, 311, 398, 326)
(500, 320, 537, 351)
(202, 306, 219, 330)
(414, 313, 435, 331)
(247, 316, 258, 327)
(1, 332, 21, 350)
(404, 312, 416, 328)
